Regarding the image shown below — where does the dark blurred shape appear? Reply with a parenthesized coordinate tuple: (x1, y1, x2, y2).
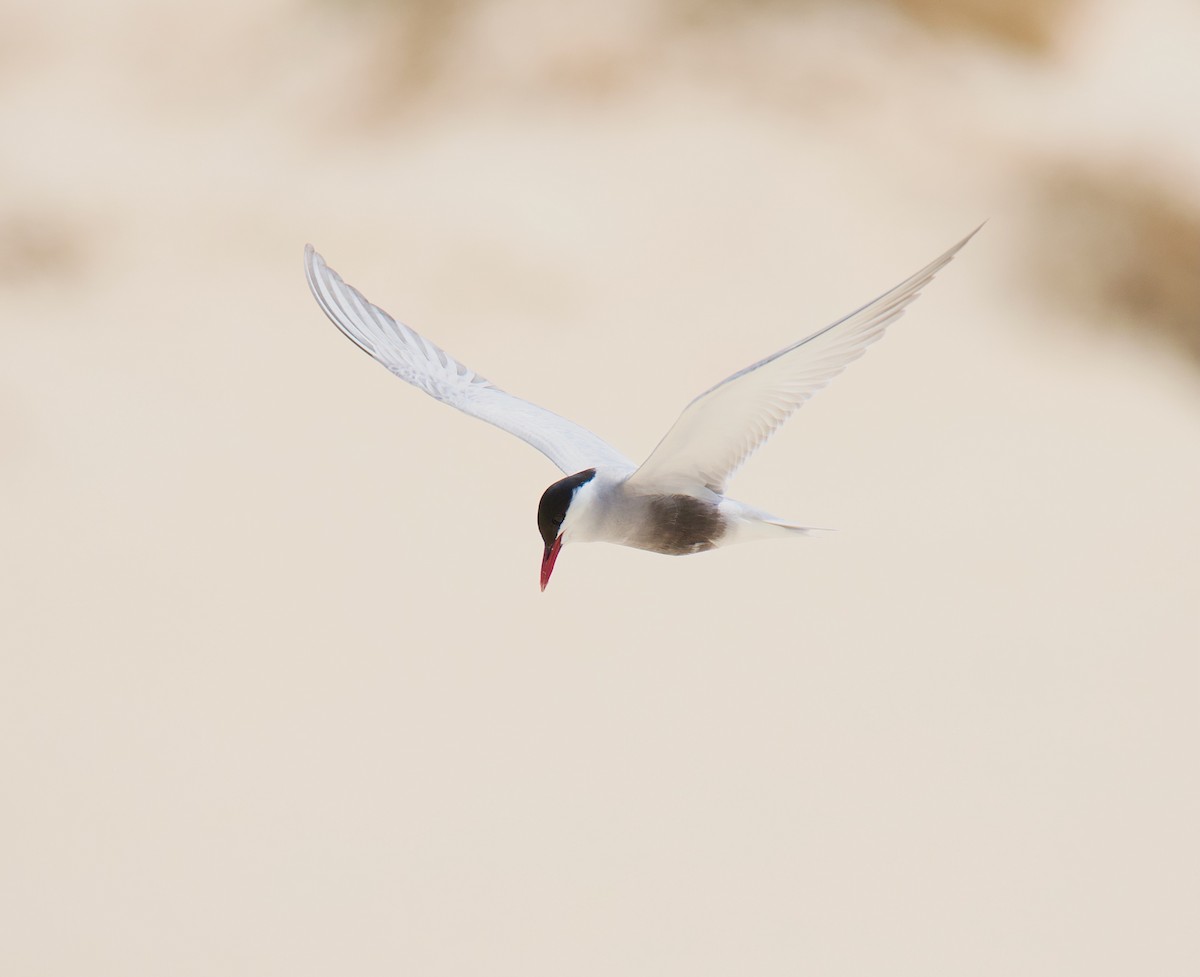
(0, 213, 86, 287)
(336, 0, 1077, 112)
(670, 0, 1074, 52)
(886, 0, 1074, 51)
(1034, 165, 1200, 366)
(338, 0, 476, 96)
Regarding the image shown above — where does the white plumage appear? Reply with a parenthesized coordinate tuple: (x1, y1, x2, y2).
(305, 245, 634, 476)
(304, 229, 977, 588)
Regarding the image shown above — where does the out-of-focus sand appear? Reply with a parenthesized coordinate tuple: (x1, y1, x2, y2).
(1, 1, 1197, 974)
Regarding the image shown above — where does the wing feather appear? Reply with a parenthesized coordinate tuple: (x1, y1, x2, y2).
(305, 245, 634, 475)
(627, 228, 979, 494)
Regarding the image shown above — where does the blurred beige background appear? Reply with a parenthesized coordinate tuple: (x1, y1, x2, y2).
(1, 0, 1197, 974)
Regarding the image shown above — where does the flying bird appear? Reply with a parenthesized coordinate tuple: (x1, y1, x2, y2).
(305, 230, 976, 590)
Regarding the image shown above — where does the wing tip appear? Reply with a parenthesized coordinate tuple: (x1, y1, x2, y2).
(303, 242, 324, 278)
(303, 242, 323, 287)
(950, 221, 986, 256)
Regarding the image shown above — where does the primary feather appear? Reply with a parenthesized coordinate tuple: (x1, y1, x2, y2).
(304, 245, 634, 476)
(627, 227, 980, 494)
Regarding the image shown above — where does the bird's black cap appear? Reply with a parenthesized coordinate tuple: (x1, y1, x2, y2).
(537, 468, 597, 547)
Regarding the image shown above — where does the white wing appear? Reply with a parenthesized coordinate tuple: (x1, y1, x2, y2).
(305, 245, 634, 476)
(627, 228, 979, 494)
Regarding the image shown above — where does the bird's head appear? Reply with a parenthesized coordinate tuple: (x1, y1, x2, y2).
(536, 468, 597, 591)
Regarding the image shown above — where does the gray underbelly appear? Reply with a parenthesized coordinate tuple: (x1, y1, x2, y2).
(629, 495, 726, 556)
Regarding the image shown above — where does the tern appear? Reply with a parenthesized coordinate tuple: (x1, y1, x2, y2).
(305, 230, 975, 589)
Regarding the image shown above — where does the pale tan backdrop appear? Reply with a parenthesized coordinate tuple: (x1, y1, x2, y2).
(1, 0, 1197, 974)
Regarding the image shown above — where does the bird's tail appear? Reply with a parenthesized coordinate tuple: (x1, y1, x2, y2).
(760, 518, 835, 537)
(719, 500, 836, 544)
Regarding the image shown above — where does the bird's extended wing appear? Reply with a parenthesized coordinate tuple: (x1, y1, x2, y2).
(305, 245, 634, 476)
(626, 228, 979, 495)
